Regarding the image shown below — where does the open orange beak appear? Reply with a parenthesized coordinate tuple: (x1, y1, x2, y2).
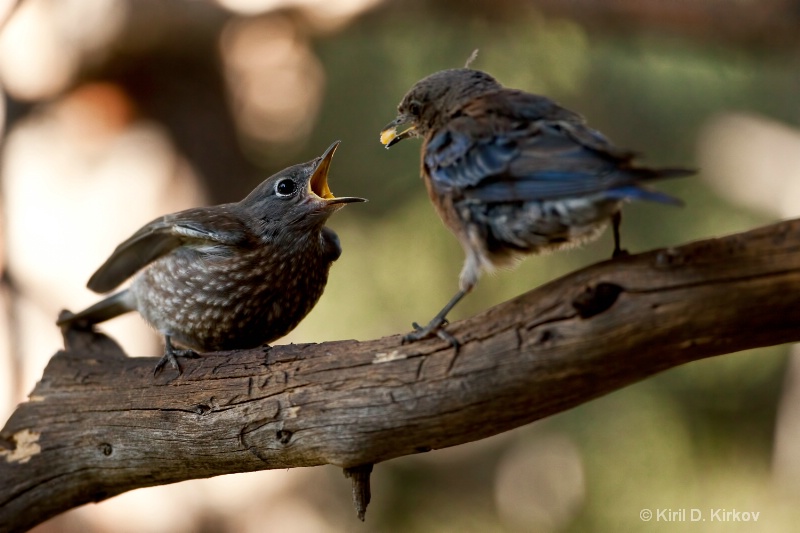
(309, 141, 366, 205)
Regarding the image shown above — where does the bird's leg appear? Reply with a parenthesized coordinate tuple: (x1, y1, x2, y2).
(611, 211, 629, 258)
(153, 335, 199, 376)
(404, 289, 469, 346)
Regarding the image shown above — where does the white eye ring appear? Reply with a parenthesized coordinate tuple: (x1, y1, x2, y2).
(275, 178, 298, 197)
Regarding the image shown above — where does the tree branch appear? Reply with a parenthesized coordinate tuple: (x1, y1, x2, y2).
(2, 218, 800, 532)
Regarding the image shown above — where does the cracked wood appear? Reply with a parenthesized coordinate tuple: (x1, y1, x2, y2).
(2, 218, 800, 533)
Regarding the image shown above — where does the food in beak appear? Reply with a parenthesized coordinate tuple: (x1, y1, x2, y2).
(380, 123, 416, 148)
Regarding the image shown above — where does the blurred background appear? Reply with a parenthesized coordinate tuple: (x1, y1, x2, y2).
(1, 0, 799, 531)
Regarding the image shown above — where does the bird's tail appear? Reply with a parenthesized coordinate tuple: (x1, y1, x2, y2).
(57, 289, 136, 328)
(638, 166, 695, 181)
(606, 166, 693, 206)
(606, 185, 683, 206)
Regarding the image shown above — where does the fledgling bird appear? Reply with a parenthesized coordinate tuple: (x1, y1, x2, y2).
(58, 141, 365, 374)
(380, 68, 692, 344)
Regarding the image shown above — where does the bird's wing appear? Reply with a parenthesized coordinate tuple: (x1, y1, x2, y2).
(87, 206, 251, 293)
(424, 90, 648, 203)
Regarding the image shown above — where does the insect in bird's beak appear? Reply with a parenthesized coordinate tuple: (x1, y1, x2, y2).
(380, 118, 417, 148)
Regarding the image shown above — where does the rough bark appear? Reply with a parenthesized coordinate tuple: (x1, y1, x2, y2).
(2, 218, 800, 532)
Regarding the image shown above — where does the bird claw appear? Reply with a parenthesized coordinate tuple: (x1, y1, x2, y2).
(153, 345, 199, 377)
(435, 329, 460, 350)
(403, 318, 459, 350)
(401, 323, 427, 344)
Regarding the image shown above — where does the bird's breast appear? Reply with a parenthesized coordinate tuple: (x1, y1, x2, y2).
(131, 237, 335, 351)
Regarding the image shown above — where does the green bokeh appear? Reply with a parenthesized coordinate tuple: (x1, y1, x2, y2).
(244, 6, 799, 532)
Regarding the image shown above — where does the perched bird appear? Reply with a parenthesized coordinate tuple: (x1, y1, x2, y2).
(58, 141, 365, 374)
(380, 68, 691, 344)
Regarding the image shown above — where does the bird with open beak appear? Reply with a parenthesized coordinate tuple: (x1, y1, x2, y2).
(381, 68, 691, 345)
(58, 141, 366, 374)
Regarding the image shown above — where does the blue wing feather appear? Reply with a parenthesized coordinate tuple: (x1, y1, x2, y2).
(423, 91, 685, 204)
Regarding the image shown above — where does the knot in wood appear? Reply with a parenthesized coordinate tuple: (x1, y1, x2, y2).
(276, 430, 293, 444)
(572, 283, 624, 318)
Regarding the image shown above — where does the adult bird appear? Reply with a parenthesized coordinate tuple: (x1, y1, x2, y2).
(58, 141, 365, 374)
(380, 68, 691, 344)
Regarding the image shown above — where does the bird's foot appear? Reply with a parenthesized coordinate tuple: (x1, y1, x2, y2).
(403, 319, 460, 349)
(153, 345, 199, 376)
(612, 247, 630, 259)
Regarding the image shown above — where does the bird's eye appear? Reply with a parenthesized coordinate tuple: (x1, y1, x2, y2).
(409, 102, 422, 116)
(275, 178, 297, 197)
